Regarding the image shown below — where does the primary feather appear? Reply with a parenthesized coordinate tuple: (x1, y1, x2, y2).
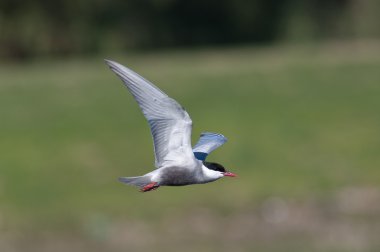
(105, 60, 195, 168)
(192, 132, 227, 160)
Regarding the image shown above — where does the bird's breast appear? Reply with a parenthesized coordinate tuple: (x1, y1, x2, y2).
(158, 167, 200, 186)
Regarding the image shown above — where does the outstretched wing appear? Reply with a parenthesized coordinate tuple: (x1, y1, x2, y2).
(106, 60, 196, 168)
(192, 132, 227, 161)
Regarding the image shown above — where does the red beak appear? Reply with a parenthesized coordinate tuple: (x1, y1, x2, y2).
(223, 171, 237, 177)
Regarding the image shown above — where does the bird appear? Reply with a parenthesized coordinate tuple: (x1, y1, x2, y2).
(105, 60, 236, 192)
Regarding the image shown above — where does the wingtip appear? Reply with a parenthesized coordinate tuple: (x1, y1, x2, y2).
(104, 59, 126, 76)
(104, 59, 116, 67)
(200, 132, 228, 142)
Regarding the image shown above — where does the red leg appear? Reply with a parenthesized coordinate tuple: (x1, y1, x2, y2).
(140, 182, 159, 192)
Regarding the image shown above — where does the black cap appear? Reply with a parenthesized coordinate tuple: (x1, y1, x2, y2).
(203, 161, 226, 173)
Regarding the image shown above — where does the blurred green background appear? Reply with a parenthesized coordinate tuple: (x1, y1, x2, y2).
(1, 0, 380, 251)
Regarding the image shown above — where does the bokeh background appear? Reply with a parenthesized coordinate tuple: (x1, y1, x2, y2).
(1, 0, 380, 251)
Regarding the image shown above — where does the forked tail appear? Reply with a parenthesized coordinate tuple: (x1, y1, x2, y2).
(118, 176, 152, 187)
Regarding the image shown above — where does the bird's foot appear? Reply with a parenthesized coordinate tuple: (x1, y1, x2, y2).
(140, 182, 159, 192)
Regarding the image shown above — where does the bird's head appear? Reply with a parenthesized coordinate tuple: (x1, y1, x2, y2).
(203, 161, 237, 178)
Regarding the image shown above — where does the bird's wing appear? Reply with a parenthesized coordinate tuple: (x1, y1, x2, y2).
(192, 132, 227, 161)
(105, 60, 196, 169)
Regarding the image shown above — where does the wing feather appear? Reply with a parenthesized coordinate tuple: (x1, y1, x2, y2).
(106, 60, 195, 168)
(192, 132, 227, 160)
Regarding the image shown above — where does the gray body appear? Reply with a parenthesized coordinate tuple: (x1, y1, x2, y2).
(119, 163, 221, 188)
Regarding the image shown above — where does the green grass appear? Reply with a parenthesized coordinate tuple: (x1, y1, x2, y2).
(1, 42, 380, 251)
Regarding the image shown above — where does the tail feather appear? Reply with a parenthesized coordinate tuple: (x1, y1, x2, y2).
(118, 176, 152, 187)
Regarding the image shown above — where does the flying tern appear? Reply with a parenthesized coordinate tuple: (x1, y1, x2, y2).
(105, 60, 236, 192)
